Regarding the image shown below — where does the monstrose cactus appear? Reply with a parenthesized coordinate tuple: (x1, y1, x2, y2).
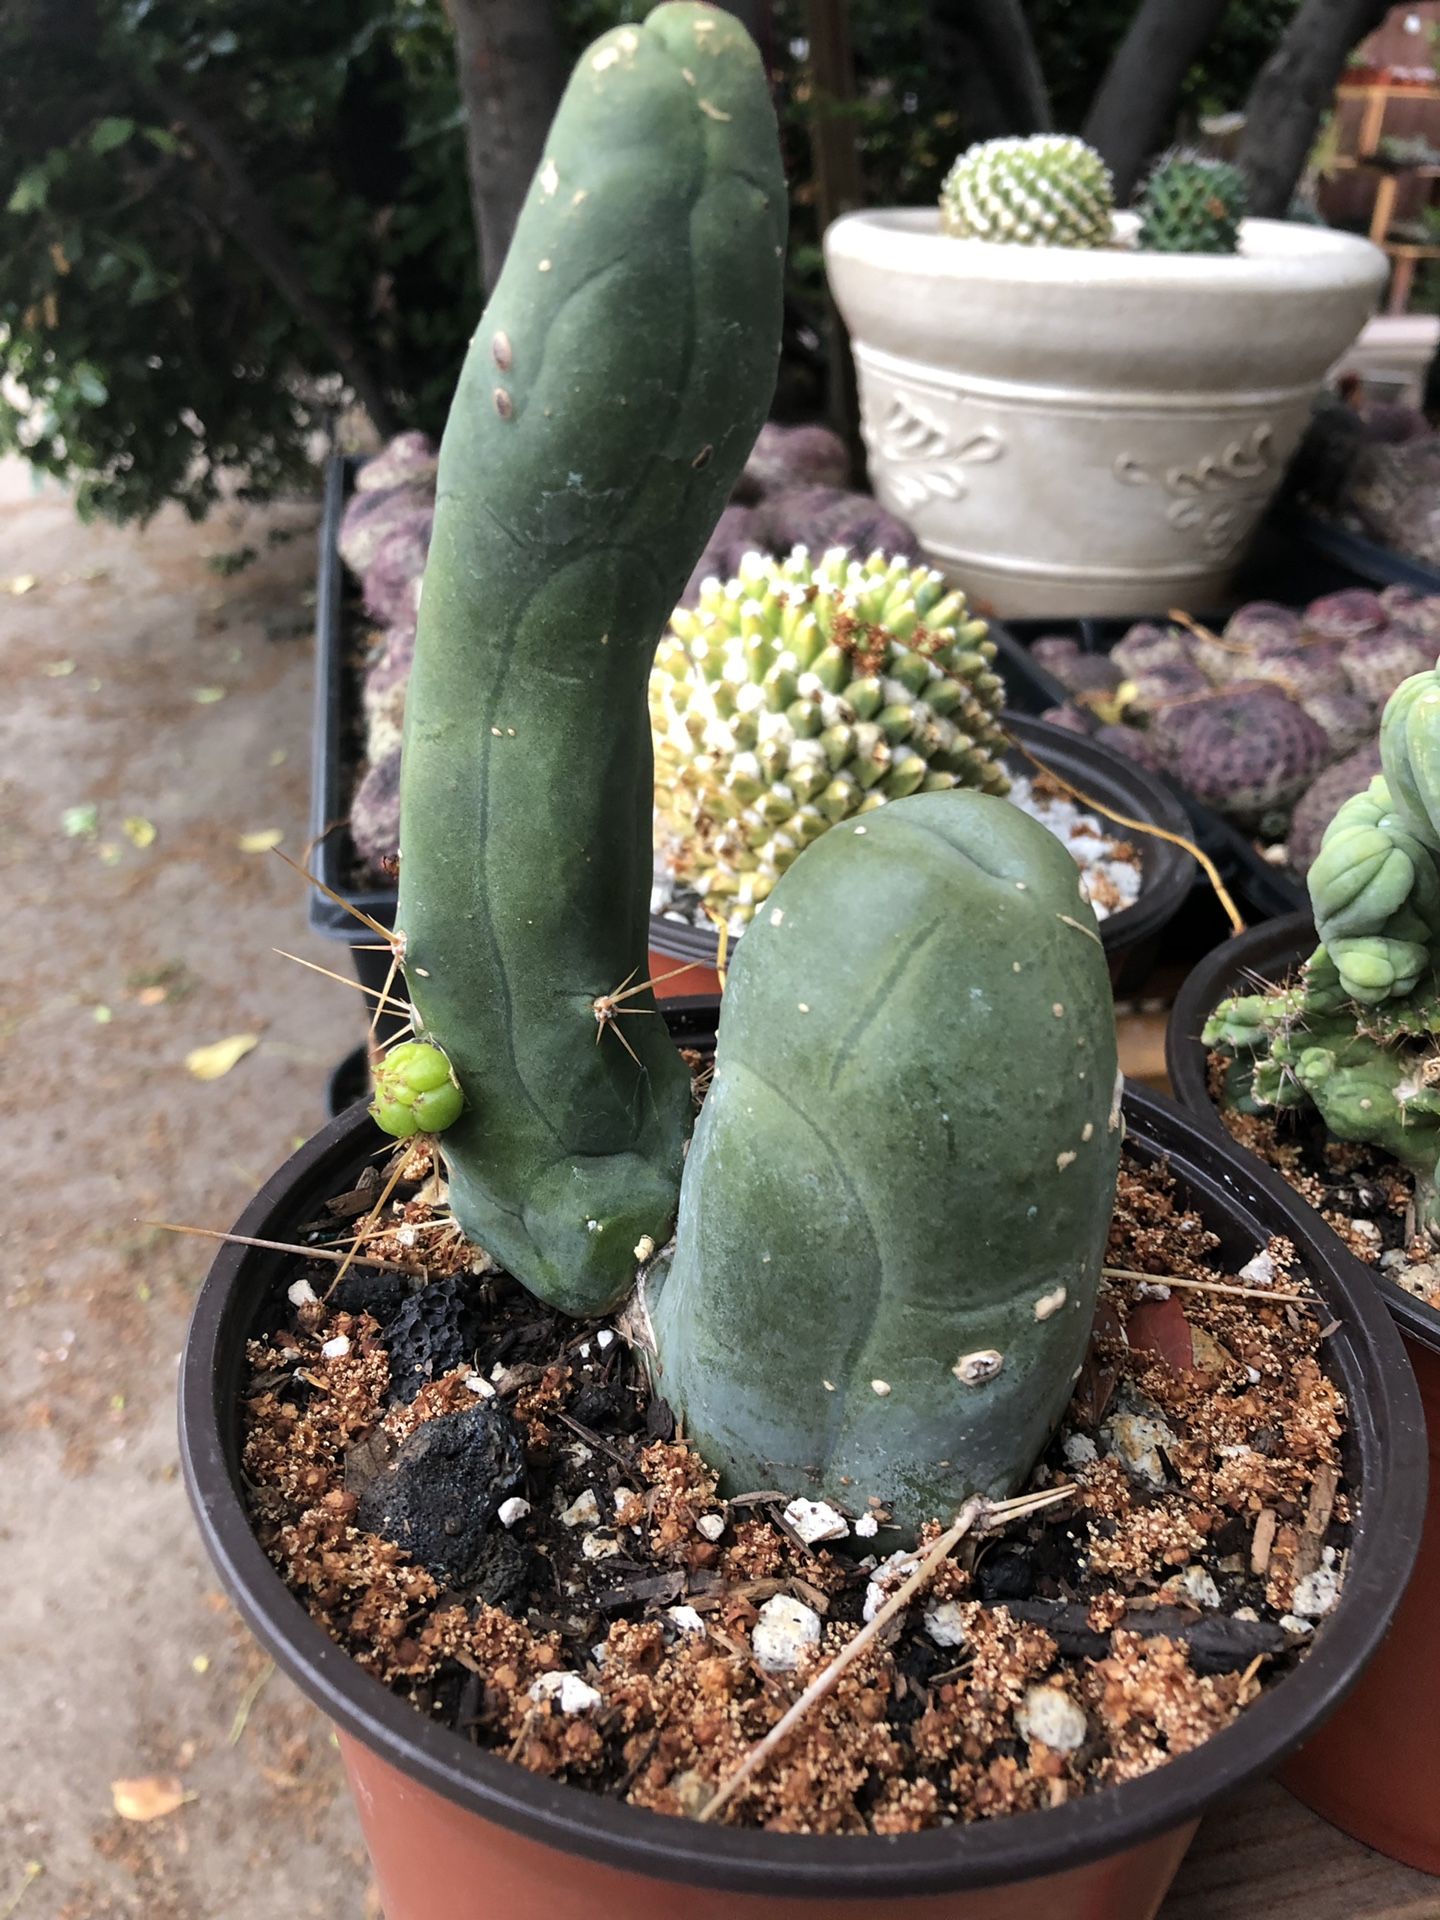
(385, 3, 1123, 1538)
(940, 134, 1115, 248)
(1135, 151, 1248, 255)
(651, 547, 1010, 930)
(1206, 655, 1440, 1235)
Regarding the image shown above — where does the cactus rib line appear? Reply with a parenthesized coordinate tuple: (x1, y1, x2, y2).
(826, 916, 945, 1096)
(727, 1055, 884, 1463)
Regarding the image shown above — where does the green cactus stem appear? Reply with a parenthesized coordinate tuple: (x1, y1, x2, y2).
(940, 134, 1115, 248)
(394, 4, 786, 1314)
(651, 548, 1010, 930)
(1135, 151, 1248, 255)
(370, 1040, 464, 1139)
(647, 789, 1121, 1543)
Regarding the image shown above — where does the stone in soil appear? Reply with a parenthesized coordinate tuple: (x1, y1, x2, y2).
(356, 1402, 524, 1584)
(383, 1273, 483, 1404)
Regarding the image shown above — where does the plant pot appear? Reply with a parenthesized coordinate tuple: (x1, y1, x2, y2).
(822, 212, 1386, 618)
(1166, 914, 1440, 1872)
(178, 1085, 1424, 1919)
(652, 712, 1196, 1006)
(1268, 500, 1440, 597)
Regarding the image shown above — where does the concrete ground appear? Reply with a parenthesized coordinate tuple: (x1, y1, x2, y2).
(0, 457, 1435, 1919)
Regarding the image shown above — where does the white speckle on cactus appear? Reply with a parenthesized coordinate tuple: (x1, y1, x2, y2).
(538, 258, 552, 272)
(870, 1379, 892, 1396)
(592, 45, 619, 71)
(530, 1672, 602, 1715)
(1082, 1122, 1094, 1142)
(823, 1379, 836, 1391)
(752, 1596, 821, 1672)
(853, 825, 867, 835)
(539, 158, 559, 196)
(1052, 1003, 1065, 1018)
(783, 1499, 850, 1544)
(924, 1601, 967, 1647)
(952, 1349, 1004, 1386)
(769, 908, 784, 925)
(1015, 880, 1027, 890)
(696, 1513, 725, 1542)
(633, 1235, 655, 1262)
(1033, 1286, 1067, 1321)
(1016, 1685, 1087, 1752)
(586, 1219, 601, 1233)
(1056, 1150, 1077, 1170)
(798, 1002, 810, 1013)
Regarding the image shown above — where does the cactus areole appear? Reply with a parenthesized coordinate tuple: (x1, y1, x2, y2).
(646, 794, 1122, 1540)
(396, 5, 786, 1314)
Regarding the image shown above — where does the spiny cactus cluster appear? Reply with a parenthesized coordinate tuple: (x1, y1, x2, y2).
(1206, 655, 1440, 1240)
(940, 134, 1115, 248)
(1135, 150, 1248, 255)
(1033, 587, 1440, 864)
(651, 547, 1009, 929)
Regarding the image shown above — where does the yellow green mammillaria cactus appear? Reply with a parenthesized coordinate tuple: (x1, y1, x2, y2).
(651, 547, 1010, 930)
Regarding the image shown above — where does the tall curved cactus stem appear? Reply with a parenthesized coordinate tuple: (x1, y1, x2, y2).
(648, 791, 1122, 1542)
(396, 6, 785, 1314)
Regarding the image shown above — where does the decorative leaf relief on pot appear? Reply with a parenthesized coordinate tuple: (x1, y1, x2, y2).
(1115, 424, 1277, 557)
(862, 390, 1004, 514)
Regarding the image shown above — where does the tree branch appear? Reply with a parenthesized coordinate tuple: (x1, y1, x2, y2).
(924, 0, 1051, 143)
(1083, 0, 1233, 201)
(1236, 0, 1395, 216)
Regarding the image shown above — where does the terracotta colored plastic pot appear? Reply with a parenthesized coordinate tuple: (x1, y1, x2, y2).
(1167, 915, 1440, 1873)
(178, 1085, 1425, 1919)
(650, 713, 1196, 1009)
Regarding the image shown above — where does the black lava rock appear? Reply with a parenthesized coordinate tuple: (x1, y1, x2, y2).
(470, 1528, 532, 1610)
(356, 1403, 525, 1585)
(976, 1546, 1035, 1603)
(329, 1269, 412, 1328)
(384, 1275, 481, 1405)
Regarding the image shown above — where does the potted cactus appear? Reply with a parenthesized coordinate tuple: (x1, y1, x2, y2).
(824, 137, 1387, 618)
(179, 16, 1424, 1919)
(1166, 657, 1440, 1874)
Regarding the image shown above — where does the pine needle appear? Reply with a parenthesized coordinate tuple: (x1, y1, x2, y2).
(1103, 1266, 1314, 1304)
(140, 1221, 422, 1275)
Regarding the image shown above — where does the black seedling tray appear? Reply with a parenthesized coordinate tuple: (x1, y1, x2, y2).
(990, 615, 1307, 931)
(1268, 501, 1440, 597)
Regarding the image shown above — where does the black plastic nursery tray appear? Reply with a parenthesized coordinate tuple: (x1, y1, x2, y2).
(989, 614, 1308, 936)
(1267, 501, 1440, 598)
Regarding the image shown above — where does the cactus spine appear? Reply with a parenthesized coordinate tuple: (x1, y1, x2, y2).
(647, 791, 1122, 1541)
(1135, 151, 1248, 255)
(1207, 654, 1440, 1237)
(395, 5, 785, 1314)
(940, 134, 1115, 248)
(652, 548, 1010, 930)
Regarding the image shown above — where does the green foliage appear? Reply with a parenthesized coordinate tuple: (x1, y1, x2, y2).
(0, 0, 477, 521)
(1136, 149, 1248, 254)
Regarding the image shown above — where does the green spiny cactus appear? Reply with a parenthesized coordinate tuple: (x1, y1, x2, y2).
(646, 790, 1121, 1542)
(1135, 150, 1248, 255)
(651, 548, 1010, 931)
(394, 3, 786, 1314)
(939, 134, 1115, 249)
(370, 1040, 464, 1139)
(1207, 656, 1440, 1240)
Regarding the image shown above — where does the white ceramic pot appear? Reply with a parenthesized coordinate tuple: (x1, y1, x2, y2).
(823, 212, 1387, 616)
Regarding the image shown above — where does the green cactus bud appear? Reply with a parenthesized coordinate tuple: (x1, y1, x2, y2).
(370, 1041, 464, 1139)
(647, 789, 1121, 1544)
(653, 548, 1009, 931)
(1135, 150, 1248, 255)
(939, 134, 1115, 249)
(395, 4, 785, 1313)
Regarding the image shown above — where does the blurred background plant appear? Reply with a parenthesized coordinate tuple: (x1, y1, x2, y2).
(3, 0, 1399, 522)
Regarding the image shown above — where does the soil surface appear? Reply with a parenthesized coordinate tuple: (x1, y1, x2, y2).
(2, 456, 1437, 1914)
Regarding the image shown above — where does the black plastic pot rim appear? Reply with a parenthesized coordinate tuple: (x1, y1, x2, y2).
(651, 711, 1196, 972)
(1166, 910, 1440, 1362)
(178, 1085, 1425, 1899)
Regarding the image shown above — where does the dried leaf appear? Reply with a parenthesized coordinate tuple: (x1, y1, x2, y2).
(136, 985, 168, 1006)
(43, 659, 75, 677)
(8, 574, 37, 595)
(98, 843, 122, 866)
(237, 828, 283, 854)
(185, 1033, 258, 1080)
(122, 816, 157, 849)
(1126, 1295, 1198, 1374)
(268, 748, 287, 768)
(61, 804, 98, 838)
(192, 686, 226, 704)
(110, 1775, 194, 1821)
(93, 1005, 112, 1024)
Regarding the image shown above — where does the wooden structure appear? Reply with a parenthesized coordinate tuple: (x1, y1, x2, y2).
(1331, 77, 1440, 311)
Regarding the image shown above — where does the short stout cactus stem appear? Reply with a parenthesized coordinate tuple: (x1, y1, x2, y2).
(1208, 653, 1440, 1239)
